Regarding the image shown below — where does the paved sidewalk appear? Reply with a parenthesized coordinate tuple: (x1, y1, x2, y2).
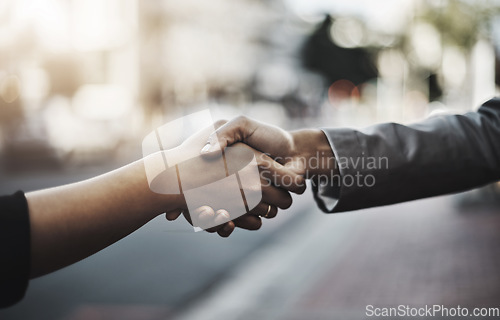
(0, 164, 317, 320)
(175, 195, 500, 320)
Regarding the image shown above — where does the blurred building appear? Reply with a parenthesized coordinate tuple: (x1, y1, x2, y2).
(0, 0, 499, 168)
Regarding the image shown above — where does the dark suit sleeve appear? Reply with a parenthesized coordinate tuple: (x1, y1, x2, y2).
(0, 191, 30, 308)
(314, 98, 500, 213)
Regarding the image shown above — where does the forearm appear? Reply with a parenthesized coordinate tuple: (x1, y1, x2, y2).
(317, 98, 500, 212)
(26, 159, 181, 278)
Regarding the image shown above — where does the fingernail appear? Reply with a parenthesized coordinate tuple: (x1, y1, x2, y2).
(217, 210, 230, 219)
(201, 141, 219, 154)
(215, 209, 230, 224)
(201, 143, 211, 153)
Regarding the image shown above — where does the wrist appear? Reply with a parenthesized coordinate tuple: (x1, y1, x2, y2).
(129, 159, 185, 220)
(147, 192, 185, 218)
(291, 129, 338, 179)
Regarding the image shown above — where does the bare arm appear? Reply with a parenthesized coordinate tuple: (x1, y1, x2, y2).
(26, 159, 182, 278)
(26, 143, 297, 277)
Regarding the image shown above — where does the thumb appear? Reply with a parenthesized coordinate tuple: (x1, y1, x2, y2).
(200, 116, 254, 155)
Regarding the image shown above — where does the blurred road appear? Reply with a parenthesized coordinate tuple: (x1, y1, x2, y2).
(175, 194, 500, 320)
(0, 161, 313, 320)
(1, 162, 500, 320)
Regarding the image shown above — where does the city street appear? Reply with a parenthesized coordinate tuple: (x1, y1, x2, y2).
(1, 162, 499, 320)
(2, 1, 500, 319)
(0, 161, 312, 320)
(176, 193, 500, 320)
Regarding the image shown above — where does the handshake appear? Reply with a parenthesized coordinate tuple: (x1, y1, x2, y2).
(143, 113, 338, 238)
(23, 113, 339, 279)
(16, 98, 498, 288)
(9, 98, 496, 300)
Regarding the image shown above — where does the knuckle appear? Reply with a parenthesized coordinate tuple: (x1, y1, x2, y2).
(218, 231, 230, 238)
(214, 119, 228, 128)
(281, 195, 293, 209)
(249, 203, 264, 216)
(234, 115, 249, 125)
(254, 218, 263, 230)
(295, 182, 307, 195)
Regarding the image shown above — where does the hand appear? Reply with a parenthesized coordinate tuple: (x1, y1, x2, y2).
(149, 121, 304, 237)
(164, 144, 299, 237)
(200, 116, 338, 181)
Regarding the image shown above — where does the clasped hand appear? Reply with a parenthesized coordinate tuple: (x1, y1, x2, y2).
(145, 119, 306, 237)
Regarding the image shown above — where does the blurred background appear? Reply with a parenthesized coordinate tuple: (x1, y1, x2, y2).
(1, 0, 500, 319)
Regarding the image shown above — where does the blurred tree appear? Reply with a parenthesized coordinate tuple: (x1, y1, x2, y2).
(419, 0, 500, 94)
(301, 15, 378, 86)
(421, 0, 500, 49)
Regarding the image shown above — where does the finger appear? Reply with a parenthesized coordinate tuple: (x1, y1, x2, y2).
(182, 209, 193, 225)
(266, 206, 278, 219)
(257, 152, 306, 194)
(194, 205, 215, 224)
(213, 119, 228, 130)
(214, 209, 231, 225)
(233, 214, 262, 230)
(201, 116, 257, 154)
(217, 221, 235, 238)
(248, 202, 278, 219)
(248, 202, 270, 216)
(201, 116, 293, 160)
(204, 209, 228, 233)
(204, 209, 230, 233)
(261, 184, 293, 209)
(165, 208, 183, 221)
(262, 205, 278, 219)
(205, 226, 219, 233)
(183, 209, 225, 233)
